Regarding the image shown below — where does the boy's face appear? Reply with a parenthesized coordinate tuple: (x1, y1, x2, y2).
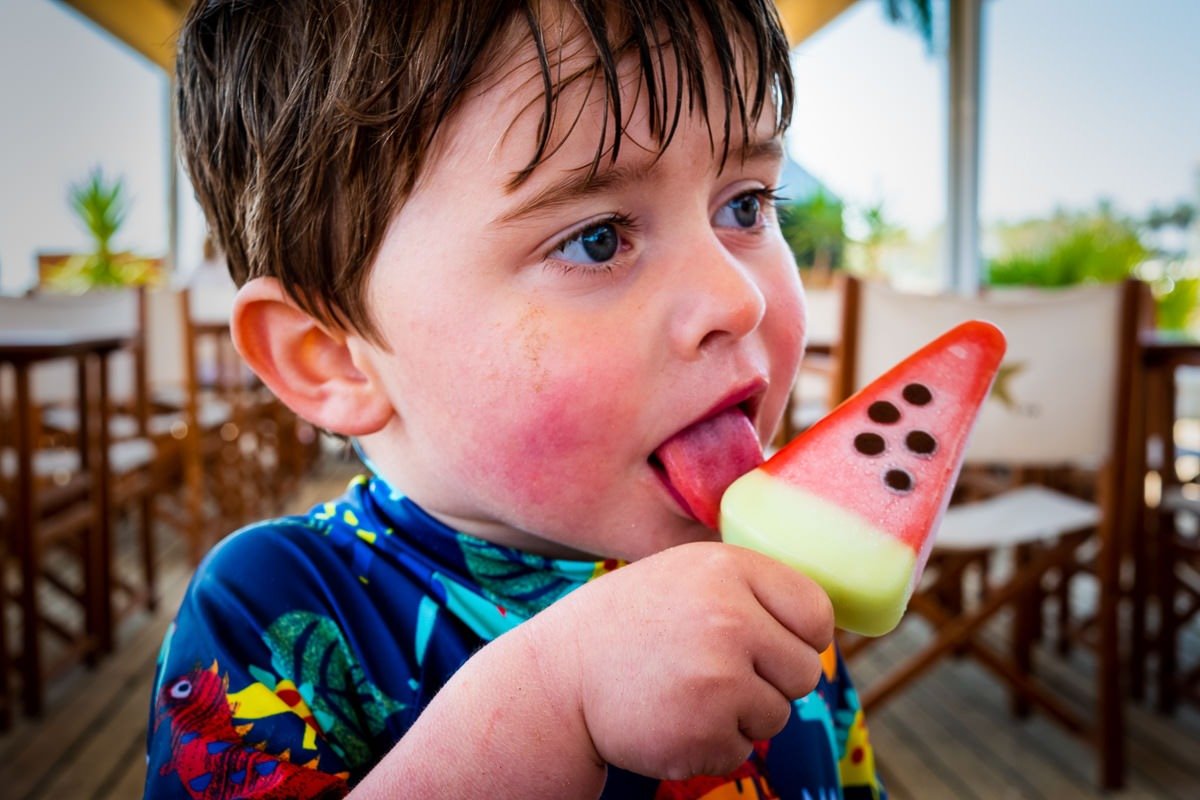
(353, 26, 805, 560)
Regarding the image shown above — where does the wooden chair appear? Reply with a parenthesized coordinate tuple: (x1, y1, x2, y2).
(143, 280, 316, 564)
(0, 289, 166, 718)
(188, 276, 321, 525)
(832, 274, 1142, 790)
(777, 276, 843, 448)
(1128, 326, 1200, 713)
(0, 491, 9, 729)
(9, 290, 172, 623)
(1151, 490, 1200, 712)
(142, 284, 236, 563)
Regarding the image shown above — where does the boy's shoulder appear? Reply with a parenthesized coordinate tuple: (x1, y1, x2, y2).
(188, 477, 378, 603)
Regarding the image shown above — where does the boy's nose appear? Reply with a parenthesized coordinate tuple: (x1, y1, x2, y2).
(668, 234, 768, 359)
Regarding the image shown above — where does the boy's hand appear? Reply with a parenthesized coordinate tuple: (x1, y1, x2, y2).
(524, 541, 834, 781)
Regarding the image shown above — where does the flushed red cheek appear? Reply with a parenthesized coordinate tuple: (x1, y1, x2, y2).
(460, 377, 632, 512)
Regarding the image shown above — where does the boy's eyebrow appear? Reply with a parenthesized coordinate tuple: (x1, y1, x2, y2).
(497, 136, 785, 224)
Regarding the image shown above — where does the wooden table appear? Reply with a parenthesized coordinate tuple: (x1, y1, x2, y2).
(0, 330, 130, 718)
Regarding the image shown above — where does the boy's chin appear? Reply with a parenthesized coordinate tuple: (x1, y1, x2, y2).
(616, 516, 724, 561)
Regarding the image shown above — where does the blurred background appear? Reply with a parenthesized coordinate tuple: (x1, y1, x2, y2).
(2, 0, 1197, 317)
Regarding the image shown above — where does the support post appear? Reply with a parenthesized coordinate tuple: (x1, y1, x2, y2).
(945, 0, 984, 294)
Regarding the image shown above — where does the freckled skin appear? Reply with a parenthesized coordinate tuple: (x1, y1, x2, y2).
(518, 302, 550, 393)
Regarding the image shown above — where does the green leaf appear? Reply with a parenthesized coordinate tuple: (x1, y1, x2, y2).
(262, 611, 409, 768)
(986, 205, 1149, 288)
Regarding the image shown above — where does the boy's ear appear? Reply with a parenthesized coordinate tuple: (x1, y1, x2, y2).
(230, 277, 394, 437)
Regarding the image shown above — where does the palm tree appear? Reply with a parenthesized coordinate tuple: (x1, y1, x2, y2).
(882, 0, 935, 48)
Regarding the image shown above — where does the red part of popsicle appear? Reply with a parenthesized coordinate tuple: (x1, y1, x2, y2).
(763, 320, 1006, 565)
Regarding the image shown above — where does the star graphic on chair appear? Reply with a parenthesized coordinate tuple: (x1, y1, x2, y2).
(989, 361, 1026, 410)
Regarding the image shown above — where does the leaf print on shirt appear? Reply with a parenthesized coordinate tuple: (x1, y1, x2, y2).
(262, 611, 409, 769)
(458, 535, 584, 617)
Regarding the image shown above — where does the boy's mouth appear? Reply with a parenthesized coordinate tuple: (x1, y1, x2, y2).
(649, 390, 765, 529)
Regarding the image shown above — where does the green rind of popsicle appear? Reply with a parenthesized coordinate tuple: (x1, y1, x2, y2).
(720, 469, 916, 637)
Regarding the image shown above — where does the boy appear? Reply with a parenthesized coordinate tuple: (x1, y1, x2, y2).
(146, 1, 886, 797)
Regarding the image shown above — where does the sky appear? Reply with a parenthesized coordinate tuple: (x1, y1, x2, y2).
(790, 0, 1200, 235)
(1, 0, 1199, 292)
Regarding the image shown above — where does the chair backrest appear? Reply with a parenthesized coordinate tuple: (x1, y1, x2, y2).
(834, 275, 1143, 470)
(187, 274, 237, 326)
(803, 280, 841, 352)
(143, 276, 239, 395)
(143, 286, 190, 394)
(143, 280, 250, 415)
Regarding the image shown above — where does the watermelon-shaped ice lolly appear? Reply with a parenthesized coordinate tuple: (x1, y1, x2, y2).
(720, 321, 1006, 636)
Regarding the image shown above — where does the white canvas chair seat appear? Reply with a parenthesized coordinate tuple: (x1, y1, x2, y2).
(1, 439, 156, 478)
(151, 388, 234, 429)
(833, 275, 1141, 790)
(40, 406, 190, 441)
(104, 439, 158, 473)
(1, 447, 84, 480)
(938, 485, 1101, 551)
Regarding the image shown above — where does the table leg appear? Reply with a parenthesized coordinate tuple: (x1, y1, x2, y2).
(73, 355, 100, 667)
(13, 363, 42, 717)
(93, 352, 114, 654)
(1128, 357, 1151, 702)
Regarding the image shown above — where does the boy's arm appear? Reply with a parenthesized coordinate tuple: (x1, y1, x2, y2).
(352, 541, 835, 798)
(350, 617, 606, 798)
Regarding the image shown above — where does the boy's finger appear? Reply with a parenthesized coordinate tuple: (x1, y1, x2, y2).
(736, 677, 795, 741)
(737, 547, 835, 651)
(752, 623, 827, 701)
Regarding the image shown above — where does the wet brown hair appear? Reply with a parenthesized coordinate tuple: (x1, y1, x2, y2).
(176, 0, 794, 339)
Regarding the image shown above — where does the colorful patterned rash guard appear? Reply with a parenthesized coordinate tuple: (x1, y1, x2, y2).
(145, 473, 887, 799)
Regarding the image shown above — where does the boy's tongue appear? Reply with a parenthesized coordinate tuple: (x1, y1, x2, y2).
(654, 406, 764, 529)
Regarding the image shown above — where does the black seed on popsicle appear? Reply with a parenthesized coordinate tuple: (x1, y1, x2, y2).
(905, 430, 937, 456)
(868, 400, 901, 424)
(854, 432, 886, 456)
(903, 383, 933, 406)
(884, 469, 913, 493)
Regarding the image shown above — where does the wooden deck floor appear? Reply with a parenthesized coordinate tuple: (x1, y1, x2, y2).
(858, 616, 1200, 799)
(3, 458, 1199, 799)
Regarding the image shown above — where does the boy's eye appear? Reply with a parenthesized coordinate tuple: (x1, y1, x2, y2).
(715, 193, 764, 229)
(553, 222, 621, 264)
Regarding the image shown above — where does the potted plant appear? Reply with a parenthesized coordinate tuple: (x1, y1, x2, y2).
(42, 167, 162, 292)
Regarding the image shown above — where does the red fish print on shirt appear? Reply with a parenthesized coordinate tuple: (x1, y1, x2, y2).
(156, 661, 348, 799)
